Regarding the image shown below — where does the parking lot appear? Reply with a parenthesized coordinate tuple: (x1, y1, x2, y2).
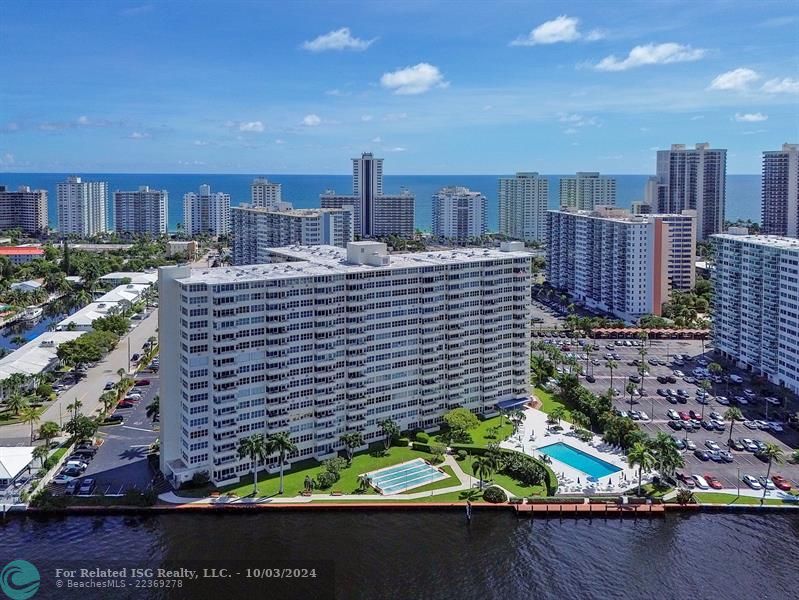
(536, 333, 799, 492)
(53, 374, 160, 497)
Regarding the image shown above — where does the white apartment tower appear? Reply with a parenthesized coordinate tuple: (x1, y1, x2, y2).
(547, 207, 696, 323)
(158, 241, 532, 486)
(0, 185, 48, 235)
(559, 172, 616, 210)
(712, 231, 799, 392)
(113, 186, 168, 236)
(57, 176, 108, 236)
(498, 172, 548, 243)
(320, 153, 414, 237)
(231, 205, 354, 264)
(250, 177, 283, 209)
(761, 143, 799, 237)
(655, 143, 727, 241)
(183, 184, 230, 237)
(432, 186, 487, 239)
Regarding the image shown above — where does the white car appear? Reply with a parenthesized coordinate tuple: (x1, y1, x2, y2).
(705, 440, 721, 451)
(686, 440, 697, 451)
(729, 374, 743, 383)
(742, 474, 762, 489)
(716, 396, 730, 405)
(743, 421, 758, 429)
(743, 389, 756, 397)
(757, 476, 776, 490)
(638, 411, 650, 421)
(768, 422, 784, 433)
(667, 409, 680, 420)
(673, 370, 685, 378)
(741, 438, 759, 452)
(692, 475, 710, 490)
(754, 420, 770, 430)
(52, 473, 76, 485)
(64, 460, 88, 472)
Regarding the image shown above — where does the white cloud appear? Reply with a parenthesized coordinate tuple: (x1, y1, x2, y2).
(302, 114, 322, 127)
(557, 113, 598, 127)
(239, 121, 264, 132)
(762, 77, 799, 94)
(372, 136, 382, 143)
(325, 89, 350, 97)
(734, 112, 768, 122)
(563, 128, 578, 135)
(302, 28, 375, 52)
(128, 131, 151, 139)
(386, 147, 406, 152)
(361, 115, 373, 122)
(595, 43, 705, 71)
(380, 63, 447, 95)
(690, 115, 705, 120)
(0, 152, 15, 166)
(383, 112, 408, 121)
(275, 139, 285, 145)
(193, 140, 209, 146)
(511, 15, 581, 46)
(77, 115, 90, 126)
(584, 29, 606, 41)
(708, 68, 760, 91)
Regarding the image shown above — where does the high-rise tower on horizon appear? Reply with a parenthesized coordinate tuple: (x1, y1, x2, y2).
(559, 172, 616, 210)
(183, 184, 230, 237)
(654, 143, 726, 242)
(761, 143, 799, 238)
(57, 176, 108, 236)
(498, 172, 548, 243)
(114, 186, 168, 236)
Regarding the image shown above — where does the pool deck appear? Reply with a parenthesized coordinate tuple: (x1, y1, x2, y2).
(500, 402, 652, 495)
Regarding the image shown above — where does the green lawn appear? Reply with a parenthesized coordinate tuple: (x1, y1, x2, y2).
(694, 492, 799, 506)
(179, 445, 445, 499)
(533, 386, 572, 422)
(459, 456, 547, 498)
(638, 482, 674, 499)
(431, 415, 514, 448)
(0, 405, 46, 426)
(308, 490, 485, 504)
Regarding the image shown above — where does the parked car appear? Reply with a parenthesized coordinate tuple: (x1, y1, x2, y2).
(728, 439, 745, 451)
(672, 436, 686, 450)
(772, 475, 792, 491)
(757, 476, 776, 490)
(685, 439, 697, 451)
(667, 409, 680, 420)
(131, 353, 141, 362)
(742, 474, 762, 489)
(705, 440, 721, 452)
(64, 459, 88, 472)
(52, 473, 75, 485)
(741, 438, 759, 452)
(679, 412, 691, 421)
(692, 475, 710, 490)
(703, 474, 723, 489)
(78, 478, 96, 495)
(669, 420, 683, 431)
(104, 381, 115, 390)
(118, 401, 135, 409)
(61, 466, 83, 478)
(103, 414, 124, 424)
(694, 449, 710, 461)
(719, 451, 734, 463)
(585, 375, 596, 383)
(677, 473, 696, 488)
(689, 410, 702, 420)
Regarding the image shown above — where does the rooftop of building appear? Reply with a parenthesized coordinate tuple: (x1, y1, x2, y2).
(232, 205, 349, 216)
(98, 271, 158, 285)
(0, 331, 84, 381)
(548, 206, 695, 223)
(0, 246, 44, 256)
(173, 242, 532, 284)
(712, 233, 799, 250)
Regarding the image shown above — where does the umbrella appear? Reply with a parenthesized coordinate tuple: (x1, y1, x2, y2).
(577, 477, 581, 484)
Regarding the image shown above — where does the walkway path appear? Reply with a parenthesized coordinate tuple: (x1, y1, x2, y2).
(160, 454, 479, 505)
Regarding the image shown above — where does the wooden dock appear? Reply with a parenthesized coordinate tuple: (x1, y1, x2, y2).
(515, 502, 665, 517)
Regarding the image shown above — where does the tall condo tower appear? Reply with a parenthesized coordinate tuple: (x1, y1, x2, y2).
(114, 186, 168, 236)
(57, 176, 108, 236)
(431, 186, 487, 239)
(559, 172, 616, 210)
(498, 172, 548, 243)
(182, 184, 230, 237)
(761, 143, 799, 237)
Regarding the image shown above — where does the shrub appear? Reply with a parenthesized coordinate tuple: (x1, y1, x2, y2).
(499, 452, 546, 487)
(36, 383, 54, 399)
(191, 471, 210, 487)
(395, 437, 410, 447)
(676, 488, 695, 505)
(483, 485, 507, 504)
(315, 470, 340, 489)
(456, 449, 467, 461)
(415, 432, 430, 443)
(322, 457, 348, 475)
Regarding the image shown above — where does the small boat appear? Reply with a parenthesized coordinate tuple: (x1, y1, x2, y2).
(20, 307, 43, 322)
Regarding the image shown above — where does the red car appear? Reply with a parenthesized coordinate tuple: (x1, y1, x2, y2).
(689, 410, 702, 420)
(679, 412, 691, 421)
(703, 474, 723, 489)
(772, 475, 792, 491)
(677, 473, 696, 488)
(135, 379, 151, 386)
(118, 400, 135, 408)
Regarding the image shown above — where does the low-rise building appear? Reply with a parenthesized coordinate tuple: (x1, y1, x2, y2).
(0, 447, 36, 490)
(0, 331, 85, 399)
(98, 271, 158, 287)
(9, 280, 43, 293)
(0, 246, 44, 265)
(167, 240, 199, 260)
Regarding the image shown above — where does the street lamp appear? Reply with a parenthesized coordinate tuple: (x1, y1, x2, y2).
(737, 467, 740, 498)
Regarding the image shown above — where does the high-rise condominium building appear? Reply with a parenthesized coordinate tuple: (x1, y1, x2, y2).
(113, 186, 168, 236)
(498, 172, 548, 243)
(431, 186, 487, 239)
(761, 143, 799, 237)
(250, 177, 285, 209)
(320, 153, 415, 237)
(546, 206, 696, 323)
(57, 176, 108, 236)
(654, 143, 726, 241)
(712, 231, 799, 392)
(0, 185, 48, 235)
(631, 201, 653, 215)
(158, 240, 532, 486)
(231, 205, 354, 265)
(559, 172, 616, 210)
(183, 184, 230, 237)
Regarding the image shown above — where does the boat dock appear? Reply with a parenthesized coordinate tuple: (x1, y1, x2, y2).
(514, 502, 666, 517)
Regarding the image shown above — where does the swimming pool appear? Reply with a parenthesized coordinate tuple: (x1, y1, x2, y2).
(537, 442, 621, 479)
(365, 458, 449, 495)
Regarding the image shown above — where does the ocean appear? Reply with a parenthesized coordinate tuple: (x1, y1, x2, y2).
(0, 173, 761, 232)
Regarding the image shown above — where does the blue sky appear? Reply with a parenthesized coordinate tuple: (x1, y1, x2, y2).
(1, 0, 797, 174)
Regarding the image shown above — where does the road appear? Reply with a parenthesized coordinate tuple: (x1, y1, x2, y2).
(0, 307, 159, 445)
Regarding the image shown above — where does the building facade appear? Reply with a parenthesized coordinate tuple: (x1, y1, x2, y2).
(0, 185, 48, 235)
(113, 186, 168, 236)
(559, 172, 616, 210)
(546, 207, 696, 323)
(158, 241, 532, 486)
(0, 246, 45, 265)
(231, 205, 354, 265)
(498, 172, 548, 243)
(250, 178, 284, 209)
(761, 143, 799, 237)
(183, 184, 230, 237)
(320, 153, 415, 237)
(654, 143, 726, 242)
(712, 231, 799, 393)
(57, 176, 108, 237)
(432, 186, 487, 239)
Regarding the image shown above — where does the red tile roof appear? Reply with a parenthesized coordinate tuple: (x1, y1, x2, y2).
(0, 246, 45, 256)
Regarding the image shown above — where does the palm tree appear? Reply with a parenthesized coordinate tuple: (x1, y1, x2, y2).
(357, 474, 371, 493)
(648, 432, 684, 478)
(37, 421, 60, 449)
(724, 407, 743, 443)
(549, 406, 566, 425)
(792, 449, 799, 465)
(116, 367, 127, 383)
(100, 391, 117, 416)
(708, 362, 723, 393)
(472, 456, 494, 490)
(759, 443, 783, 504)
(508, 409, 525, 433)
(571, 410, 591, 433)
(20, 406, 41, 443)
(379, 419, 400, 452)
(605, 359, 617, 393)
(268, 431, 297, 495)
(66, 398, 83, 420)
(10, 335, 27, 348)
(32, 444, 50, 467)
(237, 434, 270, 497)
(4, 392, 30, 416)
(627, 441, 656, 496)
(146, 396, 160, 422)
(340, 431, 364, 463)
